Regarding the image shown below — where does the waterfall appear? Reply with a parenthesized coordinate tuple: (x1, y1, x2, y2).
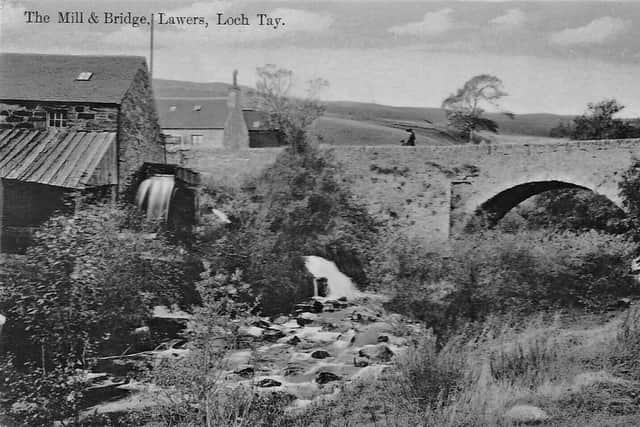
(304, 256, 361, 299)
(135, 175, 176, 221)
(212, 208, 231, 224)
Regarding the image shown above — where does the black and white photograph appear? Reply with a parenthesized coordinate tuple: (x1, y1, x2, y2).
(1, 0, 640, 425)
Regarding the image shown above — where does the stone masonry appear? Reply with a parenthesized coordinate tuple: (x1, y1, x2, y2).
(117, 67, 165, 192)
(187, 138, 640, 244)
(0, 101, 118, 131)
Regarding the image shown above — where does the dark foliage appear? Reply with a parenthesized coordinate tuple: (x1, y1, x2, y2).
(549, 121, 574, 138)
(510, 189, 628, 234)
(571, 99, 640, 140)
(0, 205, 200, 367)
(381, 231, 637, 339)
(200, 146, 378, 315)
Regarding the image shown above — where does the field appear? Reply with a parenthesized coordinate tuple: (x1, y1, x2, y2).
(153, 79, 573, 146)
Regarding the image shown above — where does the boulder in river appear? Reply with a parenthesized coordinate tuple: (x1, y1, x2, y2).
(316, 371, 341, 385)
(503, 405, 550, 424)
(257, 378, 282, 388)
(311, 350, 331, 359)
(358, 344, 395, 362)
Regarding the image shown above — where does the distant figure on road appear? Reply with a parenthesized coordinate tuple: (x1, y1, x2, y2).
(402, 128, 416, 146)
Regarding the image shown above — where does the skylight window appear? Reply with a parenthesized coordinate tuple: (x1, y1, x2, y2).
(193, 105, 202, 111)
(75, 72, 93, 81)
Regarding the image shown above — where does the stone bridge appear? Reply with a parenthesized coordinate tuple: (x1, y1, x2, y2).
(189, 138, 640, 243)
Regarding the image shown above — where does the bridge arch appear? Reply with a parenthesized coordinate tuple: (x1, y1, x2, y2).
(463, 178, 625, 230)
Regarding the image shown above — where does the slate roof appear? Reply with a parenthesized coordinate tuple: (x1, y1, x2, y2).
(0, 53, 146, 104)
(0, 128, 116, 189)
(156, 97, 274, 131)
(156, 97, 229, 129)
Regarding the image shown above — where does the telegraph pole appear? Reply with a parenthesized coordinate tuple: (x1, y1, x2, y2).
(150, 13, 154, 78)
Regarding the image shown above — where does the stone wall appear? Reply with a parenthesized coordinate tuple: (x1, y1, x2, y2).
(117, 67, 165, 193)
(183, 147, 285, 188)
(175, 138, 640, 243)
(333, 141, 640, 237)
(163, 128, 224, 151)
(0, 101, 118, 131)
(328, 147, 452, 243)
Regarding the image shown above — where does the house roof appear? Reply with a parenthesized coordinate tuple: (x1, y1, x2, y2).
(0, 128, 117, 189)
(156, 97, 229, 129)
(0, 53, 146, 104)
(156, 97, 274, 131)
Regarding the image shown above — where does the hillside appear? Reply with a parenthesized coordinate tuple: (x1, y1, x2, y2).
(152, 79, 573, 145)
(324, 101, 574, 138)
(153, 78, 255, 99)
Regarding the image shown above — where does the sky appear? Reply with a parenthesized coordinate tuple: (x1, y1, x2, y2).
(1, 0, 640, 116)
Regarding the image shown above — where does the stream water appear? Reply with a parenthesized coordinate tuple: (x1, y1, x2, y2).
(135, 175, 176, 221)
(304, 255, 361, 299)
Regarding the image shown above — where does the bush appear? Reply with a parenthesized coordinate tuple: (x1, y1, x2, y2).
(396, 332, 468, 408)
(0, 355, 87, 426)
(383, 230, 637, 334)
(571, 99, 640, 140)
(0, 204, 200, 367)
(201, 146, 378, 315)
(508, 189, 628, 235)
(145, 276, 301, 427)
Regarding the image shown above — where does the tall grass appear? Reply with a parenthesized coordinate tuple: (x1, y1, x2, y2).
(610, 307, 640, 381)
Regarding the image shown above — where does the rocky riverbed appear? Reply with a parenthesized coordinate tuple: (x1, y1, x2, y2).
(88, 293, 423, 415)
(225, 294, 422, 409)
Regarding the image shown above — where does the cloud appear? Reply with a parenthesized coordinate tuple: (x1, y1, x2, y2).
(490, 8, 525, 30)
(269, 8, 333, 33)
(550, 16, 631, 46)
(388, 8, 454, 37)
(102, 7, 333, 48)
(162, 0, 231, 18)
(1, 1, 27, 31)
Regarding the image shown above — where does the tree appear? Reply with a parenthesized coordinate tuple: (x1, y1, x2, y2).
(549, 121, 574, 138)
(0, 205, 199, 366)
(572, 99, 640, 140)
(201, 146, 378, 315)
(0, 205, 202, 425)
(442, 74, 513, 143)
(255, 64, 328, 153)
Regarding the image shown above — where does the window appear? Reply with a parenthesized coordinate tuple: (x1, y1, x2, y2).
(75, 72, 93, 81)
(48, 111, 68, 127)
(164, 134, 182, 145)
(191, 134, 203, 145)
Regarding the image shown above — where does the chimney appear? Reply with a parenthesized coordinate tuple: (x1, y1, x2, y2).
(223, 70, 249, 151)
